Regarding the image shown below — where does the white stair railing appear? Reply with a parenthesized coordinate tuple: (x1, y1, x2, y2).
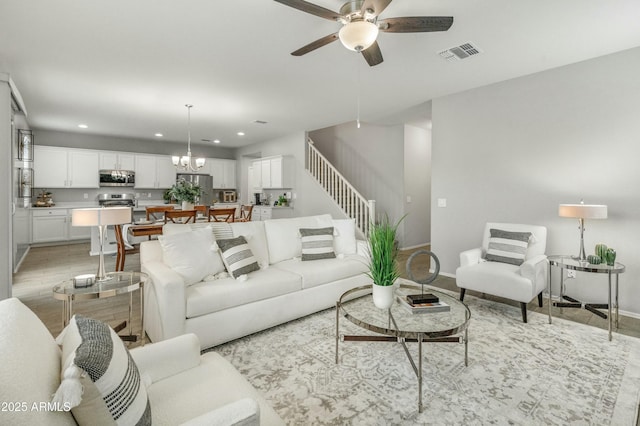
(306, 138, 375, 236)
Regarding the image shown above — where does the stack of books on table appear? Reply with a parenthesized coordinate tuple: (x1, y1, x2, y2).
(398, 292, 450, 314)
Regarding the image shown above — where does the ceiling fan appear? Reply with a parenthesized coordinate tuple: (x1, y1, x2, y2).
(274, 0, 453, 66)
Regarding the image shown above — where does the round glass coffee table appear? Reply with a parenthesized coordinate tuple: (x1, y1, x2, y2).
(336, 279, 471, 413)
(53, 271, 147, 345)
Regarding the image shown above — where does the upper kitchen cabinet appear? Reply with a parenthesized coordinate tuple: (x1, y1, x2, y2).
(99, 151, 135, 170)
(33, 146, 99, 188)
(208, 158, 236, 188)
(255, 155, 294, 189)
(134, 154, 176, 189)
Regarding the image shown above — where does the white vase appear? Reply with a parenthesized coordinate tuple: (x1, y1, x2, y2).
(181, 201, 194, 211)
(372, 284, 395, 310)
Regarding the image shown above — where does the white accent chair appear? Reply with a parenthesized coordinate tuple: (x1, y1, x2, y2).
(0, 297, 284, 426)
(455, 222, 548, 323)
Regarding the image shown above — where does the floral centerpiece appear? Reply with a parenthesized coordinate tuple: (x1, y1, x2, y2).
(168, 180, 201, 210)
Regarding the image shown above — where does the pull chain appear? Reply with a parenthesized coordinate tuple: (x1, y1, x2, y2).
(356, 57, 361, 129)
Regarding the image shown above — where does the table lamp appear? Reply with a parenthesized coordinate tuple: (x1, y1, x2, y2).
(559, 201, 607, 261)
(72, 207, 132, 281)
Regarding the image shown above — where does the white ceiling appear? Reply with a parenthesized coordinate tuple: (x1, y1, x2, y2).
(1, 0, 640, 148)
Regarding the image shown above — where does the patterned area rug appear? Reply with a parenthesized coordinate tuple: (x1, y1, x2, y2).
(210, 290, 640, 425)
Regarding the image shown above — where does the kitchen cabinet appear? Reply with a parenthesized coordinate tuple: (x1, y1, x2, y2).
(251, 206, 293, 221)
(253, 155, 294, 190)
(208, 158, 236, 188)
(134, 154, 176, 189)
(99, 151, 135, 170)
(33, 146, 100, 188)
(31, 209, 91, 243)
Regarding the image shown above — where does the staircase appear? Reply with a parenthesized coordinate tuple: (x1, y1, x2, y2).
(306, 138, 375, 237)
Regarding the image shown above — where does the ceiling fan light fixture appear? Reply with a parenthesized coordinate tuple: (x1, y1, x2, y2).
(338, 20, 378, 52)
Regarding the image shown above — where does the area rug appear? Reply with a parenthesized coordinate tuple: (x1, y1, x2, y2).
(210, 290, 640, 425)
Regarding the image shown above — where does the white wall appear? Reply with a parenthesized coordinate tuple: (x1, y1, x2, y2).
(309, 121, 406, 244)
(235, 131, 346, 220)
(431, 46, 640, 316)
(403, 124, 431, 248)
(0, 78, 12, 300)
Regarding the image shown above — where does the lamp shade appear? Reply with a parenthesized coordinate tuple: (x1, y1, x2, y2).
(339, 21, 379, 51)
(558, 204, 607, 219)
(71, 207, 132, 226)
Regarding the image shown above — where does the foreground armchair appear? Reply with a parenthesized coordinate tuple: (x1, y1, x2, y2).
(0, 298, 283, 426)
(455, 222, 548, 323)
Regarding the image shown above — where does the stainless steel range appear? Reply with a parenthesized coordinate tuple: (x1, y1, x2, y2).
(97, 193, 137, 207)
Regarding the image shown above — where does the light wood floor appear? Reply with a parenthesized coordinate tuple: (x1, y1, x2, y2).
(12, 242, 640, 348)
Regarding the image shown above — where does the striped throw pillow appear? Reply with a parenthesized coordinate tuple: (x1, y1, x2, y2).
(485, 229, 532, 266)
(217, 236, 260, 278)
(209, 222, 233, 240)
(300, 227, 336, 261)
(53, 315, 151, 426)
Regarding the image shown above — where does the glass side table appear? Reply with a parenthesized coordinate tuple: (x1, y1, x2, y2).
(53, 271, 147, 345)
(547, 255, 625, 341)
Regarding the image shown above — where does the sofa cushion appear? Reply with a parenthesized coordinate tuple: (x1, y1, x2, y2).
(53, 315, 151, 426)
(456, 260, 537, 303)
(332, 218, 357, 255)
(163, 222, 233, 240)
(274, 255, 369, 289)
(485, 228, 532, 266)
(158, 227, 225, 285)
(230, 220, 269, 266)
(186, 268, 302, 317)
(0, 298, 76, 426)
(217, 236, 261, 278)
(300, 226, 336, 261)
(264, 214, 333, 264)
(147, 352, 283, 425)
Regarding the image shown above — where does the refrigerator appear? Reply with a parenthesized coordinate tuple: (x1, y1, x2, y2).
(176, 173, 214, 205)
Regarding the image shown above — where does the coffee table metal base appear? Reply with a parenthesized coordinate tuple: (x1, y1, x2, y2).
(335, 285, 470, 414)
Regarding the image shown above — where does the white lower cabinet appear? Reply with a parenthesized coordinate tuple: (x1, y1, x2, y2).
(31, 209, 91, 243)
(251, 207, 293, 221)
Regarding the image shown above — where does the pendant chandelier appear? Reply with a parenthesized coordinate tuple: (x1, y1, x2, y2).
(172, 104, 205, 172)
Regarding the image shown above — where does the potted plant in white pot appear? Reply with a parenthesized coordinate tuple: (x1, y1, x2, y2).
(367, 215, 405, 309)
(168, 180, 201, 211)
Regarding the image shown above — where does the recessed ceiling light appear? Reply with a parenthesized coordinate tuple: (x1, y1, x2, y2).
(237, 132, 245, 136)
(155, 133, 163, 137)
(78, 124, 88, 129)
(213, 139, 221, 144)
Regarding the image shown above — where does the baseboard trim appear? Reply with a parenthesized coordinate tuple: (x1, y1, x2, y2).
(400, 243, 431, 251)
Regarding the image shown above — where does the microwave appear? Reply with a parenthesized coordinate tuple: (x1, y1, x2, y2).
(99, 170, 135, 187)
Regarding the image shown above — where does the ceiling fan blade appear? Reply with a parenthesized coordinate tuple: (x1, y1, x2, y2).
(274, 0, 341, 21)
(291, 33, 339, 56)
(362, 41, 383, 67)
(378, 16, 454, 33)
(361, 0, 392, 17)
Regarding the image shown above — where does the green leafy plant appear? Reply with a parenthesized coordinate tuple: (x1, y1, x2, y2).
(168, 180, 201, 204)
(367, 215, 405, 287)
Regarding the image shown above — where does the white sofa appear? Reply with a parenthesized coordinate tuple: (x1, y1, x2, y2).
(455, 222, 548, 323)
(141, 214, 370, 349)
(0, 297, 284, 426)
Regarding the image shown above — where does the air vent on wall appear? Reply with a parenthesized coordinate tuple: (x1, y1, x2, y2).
(438, 42, 482, 61)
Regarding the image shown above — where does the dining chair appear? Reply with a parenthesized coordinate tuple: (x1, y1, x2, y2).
(194, 205, 209, 220)
(114, 224, 140, 272)
(164, 209, 197, 224)
(146, 205, 175, 222)
(208, 207, 236, 223)
(237, 205, 254, 222)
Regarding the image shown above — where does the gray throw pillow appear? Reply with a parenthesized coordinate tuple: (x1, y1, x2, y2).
(485, 228, 532, 266)
(217, 236, 260, 278)
(300, 227, 336, 261)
